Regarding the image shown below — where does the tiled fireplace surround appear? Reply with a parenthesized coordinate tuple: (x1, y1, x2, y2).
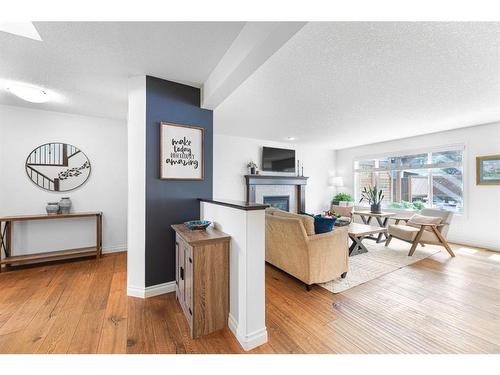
(245, 175, 308, 213)
(256, 185, 297, 212)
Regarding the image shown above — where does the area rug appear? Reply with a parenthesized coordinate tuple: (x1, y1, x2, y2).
(318, 239, 441, 294)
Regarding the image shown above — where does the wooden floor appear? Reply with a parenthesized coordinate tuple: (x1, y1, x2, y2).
(1, 243, 499, 354)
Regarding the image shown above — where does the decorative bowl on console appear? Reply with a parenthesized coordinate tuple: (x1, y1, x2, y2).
(184, 220, 212, 230)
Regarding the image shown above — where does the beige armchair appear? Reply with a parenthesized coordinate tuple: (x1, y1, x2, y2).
(265, 208, 349, 290)
(385, 208, 455, 257)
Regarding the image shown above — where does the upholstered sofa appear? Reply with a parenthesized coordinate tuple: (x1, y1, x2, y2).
(265, 208, 349, 289)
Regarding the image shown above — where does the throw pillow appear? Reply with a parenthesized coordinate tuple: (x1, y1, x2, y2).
(313, 214, 336, 234)
(407, 214, 442, 231)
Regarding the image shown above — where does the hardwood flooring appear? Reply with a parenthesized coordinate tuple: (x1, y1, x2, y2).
(0, 243, 499, 354)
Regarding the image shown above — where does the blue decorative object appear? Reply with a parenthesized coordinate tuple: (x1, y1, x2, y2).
(313, 215, 336, 234)
(184, 220, 211, 230)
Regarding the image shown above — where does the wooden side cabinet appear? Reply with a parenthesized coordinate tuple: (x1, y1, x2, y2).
(171, 224, 230, 339)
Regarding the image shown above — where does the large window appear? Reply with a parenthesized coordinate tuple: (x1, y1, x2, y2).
(354, 146, 464, 213)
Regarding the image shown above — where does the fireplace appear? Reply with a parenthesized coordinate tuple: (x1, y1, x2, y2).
(245, 175, 308, 213)
(263, 195, 290, 212)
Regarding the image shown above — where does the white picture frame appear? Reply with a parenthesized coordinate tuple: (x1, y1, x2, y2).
(160, 122, 204, 180)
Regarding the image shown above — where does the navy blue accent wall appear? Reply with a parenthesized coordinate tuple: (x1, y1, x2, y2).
(145, 76, 213, 287)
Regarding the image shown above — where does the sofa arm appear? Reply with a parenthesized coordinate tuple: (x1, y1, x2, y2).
(306, 227, 349, 284)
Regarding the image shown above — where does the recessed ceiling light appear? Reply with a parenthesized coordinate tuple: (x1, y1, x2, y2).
(0, 22, 42, 41)
(286, 137, 296, 141)
(7, 84, 50, 103)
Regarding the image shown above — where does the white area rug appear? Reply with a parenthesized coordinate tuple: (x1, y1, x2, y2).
(319, 239, 441, 294)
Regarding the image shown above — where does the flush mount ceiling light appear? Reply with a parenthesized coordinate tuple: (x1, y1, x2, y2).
(6, 83, 50, 103)
(286, 136, 296, 141)
(0, 22, 42, 41)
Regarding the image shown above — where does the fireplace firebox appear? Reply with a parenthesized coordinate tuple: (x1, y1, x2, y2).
(263, 195, 290, 212)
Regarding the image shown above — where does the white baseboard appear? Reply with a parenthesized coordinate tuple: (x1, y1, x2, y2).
(102, 244, 127, 254)
(228, 313, 268, 351)
(145, 281, 176, 297)
(127, 285, 146, 298)
(127, 281, 176, 298)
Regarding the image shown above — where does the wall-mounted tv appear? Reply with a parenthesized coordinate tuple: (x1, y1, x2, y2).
(262, 147, 295, 172)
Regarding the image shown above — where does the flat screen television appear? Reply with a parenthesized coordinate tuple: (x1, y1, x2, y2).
(262, 147, 295, 172)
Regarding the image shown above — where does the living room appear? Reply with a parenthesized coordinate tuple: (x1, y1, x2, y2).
(1, 2, 500, 373)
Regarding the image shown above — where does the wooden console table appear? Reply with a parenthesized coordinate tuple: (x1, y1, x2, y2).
(0, 212, 102, 272)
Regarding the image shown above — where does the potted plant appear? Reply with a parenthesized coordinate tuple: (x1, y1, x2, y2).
(359, 185, 384, 213)
(332, 192, 353, 206)
(247, 161, 257, 175)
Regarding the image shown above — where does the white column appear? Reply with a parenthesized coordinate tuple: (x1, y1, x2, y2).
(126, 76, 147, 297)
(200, 201, 268, 351)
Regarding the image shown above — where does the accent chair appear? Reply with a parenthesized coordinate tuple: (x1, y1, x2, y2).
(385, 208, 455, 257)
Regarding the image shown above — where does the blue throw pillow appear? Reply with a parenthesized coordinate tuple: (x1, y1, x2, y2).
(313, 214, 336, 234)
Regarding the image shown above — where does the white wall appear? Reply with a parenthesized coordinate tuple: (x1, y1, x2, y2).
(335, 122, 500, 251)
(213, 134, 336, 214)
(126, 76, 146, 295)
(0, 105, 127, 254)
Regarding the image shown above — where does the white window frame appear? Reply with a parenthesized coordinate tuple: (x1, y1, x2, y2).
(353, 144, 465, 214)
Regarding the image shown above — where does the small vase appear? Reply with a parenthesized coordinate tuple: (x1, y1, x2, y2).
(370, 203, 381, 214)
(250, 167, 256, 175)
(46, 202, 60, 215)
(59, 197, 72, 214)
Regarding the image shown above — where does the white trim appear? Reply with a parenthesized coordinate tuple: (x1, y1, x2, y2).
(127, 285, 146, 298)
(145, 281, 176, 297)
(228, 313, 268, 352)
(353, 143, 465, 162)
(127, 281, 176, 299)
(102, 244, 127, 254)
(354, 161, 462, 173)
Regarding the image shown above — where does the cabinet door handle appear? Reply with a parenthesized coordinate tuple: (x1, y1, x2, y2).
(189, 257, 192, 263)
(180, 266, 184, 280)
(189, 308, 192, 315)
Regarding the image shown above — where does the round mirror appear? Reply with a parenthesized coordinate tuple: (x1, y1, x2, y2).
(25, 143, 91, 192)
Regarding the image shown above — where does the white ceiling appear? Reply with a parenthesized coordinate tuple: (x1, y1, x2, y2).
(2, 22, 500, 149)
(0, 22, 244, 120)
(215, 22, 500, 149)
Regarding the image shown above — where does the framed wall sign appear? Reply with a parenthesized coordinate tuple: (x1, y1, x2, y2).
(160, 122, 204, 180)
(476, 154, 500, 185)
(25, 142, 91, 192)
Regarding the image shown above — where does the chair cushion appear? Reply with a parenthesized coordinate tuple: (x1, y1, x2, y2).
(331, 205, 353, 218)
(407, 214, 442, 231)
(272, 210, 315, 236)
(420, 208, 452, 224)
(313, 215, 336, 234)
(388, 224, 419, 241)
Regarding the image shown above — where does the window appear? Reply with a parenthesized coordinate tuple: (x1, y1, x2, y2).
(354, 146, 464, 213)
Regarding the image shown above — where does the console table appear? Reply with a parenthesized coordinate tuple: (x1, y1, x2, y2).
(0, 212, 102, 272)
